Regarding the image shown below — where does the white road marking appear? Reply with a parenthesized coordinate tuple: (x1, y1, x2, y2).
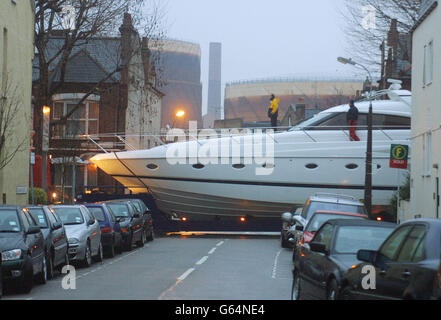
(196, 256, 209, 265)
(178, 268, 195, 281)
(208, 247, 216, 254)
(216, 241, 225, 247)
(272, 249, 282, 279)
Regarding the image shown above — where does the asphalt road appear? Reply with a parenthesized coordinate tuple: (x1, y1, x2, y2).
(2, 232, 293, 300)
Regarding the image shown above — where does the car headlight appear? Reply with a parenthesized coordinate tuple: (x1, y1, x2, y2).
(2, 249, 22, 261)
(68, 238, 80, 245)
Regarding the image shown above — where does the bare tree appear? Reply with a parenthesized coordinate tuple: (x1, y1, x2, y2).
(33, 0, 167, 142)
(339, 0, 422, 72)
(0, 77, 28, 170)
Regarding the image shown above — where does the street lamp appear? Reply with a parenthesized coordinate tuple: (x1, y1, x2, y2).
(337, 57, 374, 218)
(41, 105, 51, 195)
(171, 110, 186, 128)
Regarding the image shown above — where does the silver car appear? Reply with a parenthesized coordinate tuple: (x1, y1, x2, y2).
(51, 205, 103, 267)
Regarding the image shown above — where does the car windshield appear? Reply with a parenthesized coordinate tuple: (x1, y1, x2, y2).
(28, 208, 49, 228)
(53, 207, 84, 225)
(302, 201, 366, 219)
(107, 203, 131, 217)
(305, 213, 364, 232)
(87, 207, 106, 222)
(334, 226, 394, 254)
(0, 209, 21, 232)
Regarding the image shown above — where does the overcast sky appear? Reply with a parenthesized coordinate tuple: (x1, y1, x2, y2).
(163, 0, 360, 114)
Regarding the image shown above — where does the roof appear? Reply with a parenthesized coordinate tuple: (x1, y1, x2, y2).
(309, 193, 364, 206)
(401, 218, 441, 227)
(325, 219, 396, 228)
(412, 0, 438, 31)
(321, 99, 411, 117)
(0, 206, 22, 210)
(33, 37, 122, 83)
(313, 211, 368, 218)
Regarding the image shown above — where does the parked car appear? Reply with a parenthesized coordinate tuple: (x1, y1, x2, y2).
(0, 206, 46, 293)
(290, 210, 368, 261)
(27, 206, 69, 279)
(341, 218, 441, 300)
(85, 203, 123, 257)
(283, 194, 367, 256)
(104, 200, 145, 250)
(281, 207, 303, 248)
(128, 198, 154, 241)
(292, 219, 395, 300)
(51, 205, 103, 267)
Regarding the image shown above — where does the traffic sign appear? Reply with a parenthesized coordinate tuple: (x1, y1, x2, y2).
(390, 144, 409, 169)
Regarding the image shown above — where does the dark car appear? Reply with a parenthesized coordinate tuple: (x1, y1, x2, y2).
(341, 218, 441, 300)
(26, 206, 69, 279)
(128, 199, 154, 241)
(0, 206, 46, 293)
(104, 200, 145, 250)
(85, 203, 123, 257)
(292, 219, 395, 300)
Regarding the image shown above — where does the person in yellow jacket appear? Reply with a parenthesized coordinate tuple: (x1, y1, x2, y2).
(268, 94, 280, 128)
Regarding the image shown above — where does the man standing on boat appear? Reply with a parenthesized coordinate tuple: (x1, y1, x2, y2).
(268, 94, 280, 128)
(347, 100, 360, 141)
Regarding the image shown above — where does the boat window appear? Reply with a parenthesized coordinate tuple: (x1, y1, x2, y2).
(233, 164, 245, 169)
(383, 115, 411, 130)
(305, 163, 318, 169)
(192, 164, 205, 169)
(357, 114, 410, 130)
(345, 164, 359, 170)
(307, 113, 347, 130)
(288, 113, 335, 131)
(146, 164, 158, 170)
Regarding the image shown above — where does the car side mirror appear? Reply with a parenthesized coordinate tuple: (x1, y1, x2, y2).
(27, 226, 41, 235)
(309, 242, 328, 255)
(357, 250, 377, 264)
(295, 225, 304, 231)
(288, 238, 296, 244)
(88, 219, 95, 226)
(115, 217, 122, 223)
(52, 222, 62, 230)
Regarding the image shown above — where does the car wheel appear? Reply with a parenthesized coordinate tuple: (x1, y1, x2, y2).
(19, 257, 34, 294)
(35, 255, 47, 285)
(93, 242, 104, 263)
(147, 228, 154, 241)
(281, 234, 289, 248)
(137, 229, 146, 247)
(107, 241, 116, 258)
(45, 251, 54, 280)
(291, 272, 302, 300)
(327, 279, 339, 300)
(82, 242, 93, 268)
(57, 252, 69, 272)
(125, 232, 133, 251)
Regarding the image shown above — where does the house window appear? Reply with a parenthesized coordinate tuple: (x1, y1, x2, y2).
(52, 94, 100, 138)
(423, 41, 434, 86)
(422, 132, 432, 177)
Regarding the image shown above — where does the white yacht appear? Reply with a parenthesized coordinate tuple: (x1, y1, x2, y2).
(91, 85, 411, 221)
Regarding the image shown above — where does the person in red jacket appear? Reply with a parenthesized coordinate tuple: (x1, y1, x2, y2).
(347, 100, 360, 141)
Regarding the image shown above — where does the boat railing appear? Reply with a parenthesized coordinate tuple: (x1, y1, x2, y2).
(76, 124, 407, 154)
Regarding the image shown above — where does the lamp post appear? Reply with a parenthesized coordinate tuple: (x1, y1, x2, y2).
(337, 57, 374, 218)
(171, 110, 185, 128)
(41, 105, 51, 194)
